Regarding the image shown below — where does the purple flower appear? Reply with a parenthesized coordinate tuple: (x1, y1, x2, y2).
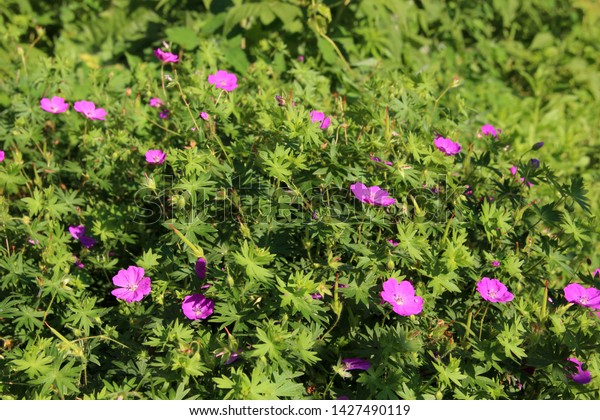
(387, 239, 399, 247)
(69, 225, 86, 240)
(564, 283, 600, 309)
(195, 257, 207, 279)
(491, 260, 500, 267)
(532, 142, 544, 150)
(149, 98, 163, 108)
(159, 109, 170, 119)
(311, 293, 323, 300)
(310, 110, 331, 130)
(566, 358, 592, 384)
(181, 293, 214, 320)
(111, 266, 152, 303)
(380, 278, 424, 316)
(481, 124, 499, 137)
(371, 156, 382, 163)
(476, 277, 514, 303)
(40, 96, 69, 114)
(0, 150, 4, 162)
(350, 182, 396, 207)
(208, 70, 238, 92)
(530, 158, 540, 168)
(594, 268, 600, 278)
(74, 256, 84, 269)
(199, 112, 209, 121)
(79, 236, 97, 249)
(434, 136, 461, 156)
(154, 48, 179, 63)
(145, 149, 166, 164)
(74, 100, 107, 120)
(342, 358, 370, 371)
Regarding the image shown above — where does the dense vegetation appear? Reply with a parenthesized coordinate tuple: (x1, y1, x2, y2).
(1, 0, 598, 400)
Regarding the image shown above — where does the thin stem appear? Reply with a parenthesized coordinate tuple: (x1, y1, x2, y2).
(478, 303, 490, 340)
(160, 64, 167, 98)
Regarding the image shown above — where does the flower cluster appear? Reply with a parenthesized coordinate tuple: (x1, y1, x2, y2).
(40, 96, 107, 120)
(309, 110, 331, 130)
(69, 225, 97, 248)
(434, 136, 461, 155)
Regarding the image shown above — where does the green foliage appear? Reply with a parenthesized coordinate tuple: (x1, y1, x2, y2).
(1, 0, 599, 401)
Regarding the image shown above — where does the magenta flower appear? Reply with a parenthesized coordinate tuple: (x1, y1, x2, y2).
(69, 225, 86, 240)
(566, 358, 592, 384)
(342, 358, 371, 371)
(40, 96, 69, 114)
(510, 165, 518, 176)
(149, 97, 163, 108)
(199, 111, 209, 121)
(208, 70, 238, 92)
(111, 266, 152, 303)
(387, 239, 399, 247)
(564, 283, 600, 309)
(145, 149, 166, 165)
(159, 109, 170, 119)
(182, 293, 215, 320)
(350, 182, 396, 207)
(434, 136, 462, 156)
(380, 278, 424, 316)
(481, 124, 499, 137)
(154, 48, 179, 63)
(491, 260, 500, 267)
(311, 293, 323, 300)
(195, 257, 207, 279)
(0, 150, 4, 162)
(309, 110, 331, 129)
(477, 277, 514, 303)
(74, 100, 107, 120)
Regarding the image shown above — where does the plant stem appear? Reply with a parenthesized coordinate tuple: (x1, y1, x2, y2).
(478, 303, 489, 340)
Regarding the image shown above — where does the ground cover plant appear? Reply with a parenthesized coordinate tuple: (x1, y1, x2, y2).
(1, 0, 599, 400)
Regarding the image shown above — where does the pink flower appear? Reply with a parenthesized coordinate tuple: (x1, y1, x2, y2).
(510, 166, 518, 176)
(342, 358, 371, 371)
(149, 98, 163, 108)
(69, 225, 86, 240)
(182, 293, 215, 320)
(491, 260, 500, 267)
(477, 277, 514, 303)
(40, 96, 69, 114)
(350, 182, 396, 207)
(74, 100, 107, 120)
(566, 358, 592, 384)
(309, 110, 331, 129)
(481, 124, 499, 137)
(195, 257, 207, 279)
(434, 136, 462, 156)
(207, 70, 238, 92)
(111, 266, 152, 303)
(154, 48, 179, 63)
(380, 278, 424, 316)
(199, 112, 209, 121)
(387, 239, 399, 247)
(0, 151, 4, 162)
(564, 283, 600, 309)
(145, 149, 166, 164)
